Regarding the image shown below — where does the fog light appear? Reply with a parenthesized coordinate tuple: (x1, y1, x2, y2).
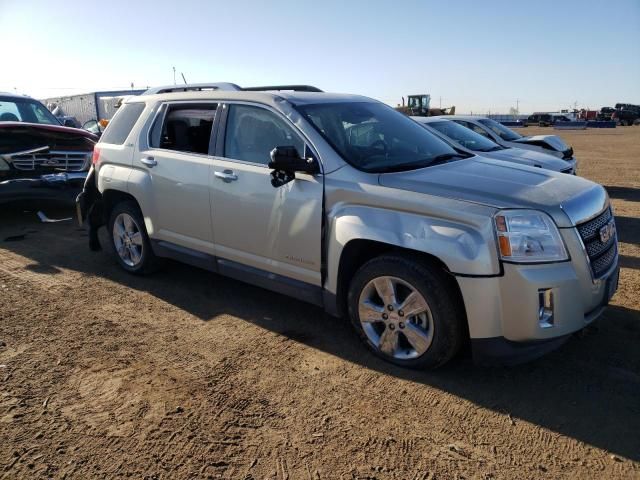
(538, 288, 554, 328)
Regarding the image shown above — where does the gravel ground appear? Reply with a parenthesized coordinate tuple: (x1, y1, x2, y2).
(1, 126, 639, 479)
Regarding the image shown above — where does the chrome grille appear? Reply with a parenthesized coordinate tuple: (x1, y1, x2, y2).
(591, 243, 618, 277)
(577, 207, 617, 278)
(7, 150, 90, 172)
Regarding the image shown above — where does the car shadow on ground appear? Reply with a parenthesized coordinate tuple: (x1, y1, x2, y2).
(605, 185, 640, 202)
(615, 216, 640, 245)
(1, 206, 639, 461)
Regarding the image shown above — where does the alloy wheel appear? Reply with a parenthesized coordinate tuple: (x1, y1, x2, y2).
(112, 213, 144, 267)
(358, 276, 434, 360)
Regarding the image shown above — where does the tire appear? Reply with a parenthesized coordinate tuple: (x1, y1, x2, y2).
(107, 200, 159, 275)
(347, 254, 466, 369)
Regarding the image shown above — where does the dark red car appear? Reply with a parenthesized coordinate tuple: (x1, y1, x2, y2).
(0, 92, 97, 204)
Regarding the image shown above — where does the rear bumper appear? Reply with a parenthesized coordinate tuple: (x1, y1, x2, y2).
(0, 172, 87, 205)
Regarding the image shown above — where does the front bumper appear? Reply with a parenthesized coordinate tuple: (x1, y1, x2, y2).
(561, 157, 578, 174)
(456, 243, 619, 364)
(0, 172, 87, 205)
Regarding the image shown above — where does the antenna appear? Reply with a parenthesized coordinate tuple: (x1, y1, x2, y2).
(181, 73, 187, 85)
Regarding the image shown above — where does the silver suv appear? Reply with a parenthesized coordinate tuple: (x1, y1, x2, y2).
(78, 84, 619, 368)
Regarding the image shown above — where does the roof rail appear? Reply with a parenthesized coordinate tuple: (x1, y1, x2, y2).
(143, 83, 242, 95)
(242, 85, 323, 93)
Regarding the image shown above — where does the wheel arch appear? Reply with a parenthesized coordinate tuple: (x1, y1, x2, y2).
(330, 238, 467, 327)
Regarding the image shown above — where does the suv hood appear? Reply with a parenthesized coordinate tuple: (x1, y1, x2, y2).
(378, 156, 605, 227)
(512, 134, 569, 152)
(481, 147, 569, 171)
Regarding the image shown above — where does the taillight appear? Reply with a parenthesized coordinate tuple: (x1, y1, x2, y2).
(92, 146, 101, 166)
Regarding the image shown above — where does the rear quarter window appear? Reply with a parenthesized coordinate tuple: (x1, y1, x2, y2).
(100, 103, 146, 145)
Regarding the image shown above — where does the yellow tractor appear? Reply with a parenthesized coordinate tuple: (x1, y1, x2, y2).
(396, 94, 455, 117)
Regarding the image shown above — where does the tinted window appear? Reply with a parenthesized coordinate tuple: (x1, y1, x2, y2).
(151, 103, 216, 154)
(298, 102, 468, 173)
(477, 118, 522, 141)
(224, 104, 304, 165)
(0, 96, 59, 125)
(101, 103, 145, 145)
(428, 120, 501, 152)
(455, 120, 492, 138)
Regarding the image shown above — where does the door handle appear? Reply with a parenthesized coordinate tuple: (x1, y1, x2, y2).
(214, 170, 238, 182)
(140, 156, 157, 168)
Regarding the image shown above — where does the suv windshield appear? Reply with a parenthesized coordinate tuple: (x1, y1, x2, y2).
(296, 102, 468, 172)
(0, 96, 60, 125)
(477, 118, 522, 141)
(426, 120, 502, 152)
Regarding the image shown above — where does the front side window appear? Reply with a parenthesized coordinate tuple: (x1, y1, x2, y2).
(0, 96, 59, 125)
(297, 102, 468, 173)
(477, 118, 522, 141)
(224, 104, 304, 165)
(428, 120, 502, 152)
(151, 103, 217, 154)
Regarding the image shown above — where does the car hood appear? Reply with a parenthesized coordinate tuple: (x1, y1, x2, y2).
(512, 134, 569, 152)
(0, 122, 97, 155)
(378, 156, 606, 227)
(480, 147, 569, 171)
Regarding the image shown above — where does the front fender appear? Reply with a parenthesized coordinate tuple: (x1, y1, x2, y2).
(325, 205, 500, 295)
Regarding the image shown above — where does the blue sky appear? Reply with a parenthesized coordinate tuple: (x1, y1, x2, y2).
(1, 0, 638, 113)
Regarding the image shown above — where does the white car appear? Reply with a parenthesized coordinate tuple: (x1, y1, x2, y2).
(441, 115, 578, 164)
(412, 116, 575, 174)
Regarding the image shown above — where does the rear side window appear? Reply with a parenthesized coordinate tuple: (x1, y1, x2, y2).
(100, 103, 145, 145)
(150, 103, 217, 154)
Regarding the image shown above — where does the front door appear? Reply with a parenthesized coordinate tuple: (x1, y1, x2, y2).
(137, 102, 218, 253)
(210, 103, 323, 286)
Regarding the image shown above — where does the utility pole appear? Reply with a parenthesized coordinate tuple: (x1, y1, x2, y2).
(439, 96, 442, 109)
(173, 67, 176, 85)
(516, 99, 520, 113)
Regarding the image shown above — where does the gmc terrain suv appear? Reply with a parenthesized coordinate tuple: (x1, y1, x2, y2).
(78, 83, 619, 368)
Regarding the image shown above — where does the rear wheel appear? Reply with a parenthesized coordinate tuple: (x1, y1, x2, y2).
(347, 255, 465, 369)
(108, 201, 159, 274)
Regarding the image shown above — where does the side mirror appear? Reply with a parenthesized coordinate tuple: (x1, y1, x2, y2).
(63, 118, 77, 127)
(268, 146, 319, 174)
(82, 119, 103, 137)
(268, 146, 319, 187)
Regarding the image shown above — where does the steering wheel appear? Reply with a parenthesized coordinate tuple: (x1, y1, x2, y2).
(370, 139, 388, 154)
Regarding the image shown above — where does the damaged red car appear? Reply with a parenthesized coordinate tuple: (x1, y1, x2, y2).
(0, 92, 97, 205)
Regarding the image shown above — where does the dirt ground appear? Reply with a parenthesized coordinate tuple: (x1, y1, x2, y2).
(1, 126, 639, 479)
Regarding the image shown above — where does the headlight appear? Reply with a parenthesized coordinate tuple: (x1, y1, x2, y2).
(0, 157, 9, 171)
(494, 210, 568, 263)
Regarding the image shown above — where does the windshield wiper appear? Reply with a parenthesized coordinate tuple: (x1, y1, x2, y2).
(428, 153, 468, 165)
(372, 153, 468, 173)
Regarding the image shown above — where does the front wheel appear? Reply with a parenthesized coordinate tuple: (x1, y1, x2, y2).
(347, 255, 466, 369)
(108, 201, 159, 274)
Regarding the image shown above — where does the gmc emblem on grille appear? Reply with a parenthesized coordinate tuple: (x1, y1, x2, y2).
(599, 220, 616, 244)
(42, 159, 59, 166)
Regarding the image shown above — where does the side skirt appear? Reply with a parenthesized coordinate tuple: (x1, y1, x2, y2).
(151, 240, 324, 307)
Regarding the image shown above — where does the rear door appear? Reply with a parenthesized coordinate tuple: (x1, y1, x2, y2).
(210, 103, 323, 287)
(137, 102, 218, 254)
